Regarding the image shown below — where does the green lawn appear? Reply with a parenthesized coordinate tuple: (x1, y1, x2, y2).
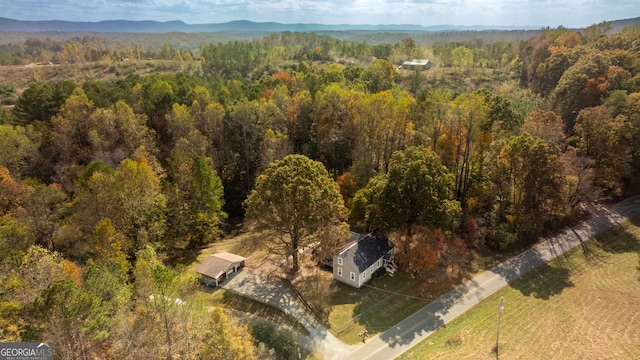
(321, 270, 462, 344)
(292, 224, 523, 346)
(291, 252, 466, 344)
(398, 217, 640, 360)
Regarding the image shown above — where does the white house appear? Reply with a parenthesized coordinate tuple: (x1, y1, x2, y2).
(333, 232, 395, 288)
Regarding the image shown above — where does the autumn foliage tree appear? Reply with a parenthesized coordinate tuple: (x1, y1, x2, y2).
(385, 146, 459, 230)
(69, 157, 166, 258)
(165, 155, 226, 250)
(521, 109, 565, 145)
(393, 225, 444, 278)
(489, 133, 566, 243)
(244, 154, 349, 272)
(573, 105, 634, 192)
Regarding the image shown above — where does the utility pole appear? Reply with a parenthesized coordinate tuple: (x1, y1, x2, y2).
(496, 296, 505, 359)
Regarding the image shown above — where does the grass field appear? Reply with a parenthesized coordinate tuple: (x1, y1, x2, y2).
(0, 59, 200, 95)
(398, 217, 640, 360)
(326, 272, 431, 344)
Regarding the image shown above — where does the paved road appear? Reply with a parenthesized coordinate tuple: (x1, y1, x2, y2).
(221, 266, 354, 360)
(341, 195, 640, 360)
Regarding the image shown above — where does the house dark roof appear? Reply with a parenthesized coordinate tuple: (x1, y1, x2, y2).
(196, 252, 246, 279)
(339, 232, 393, 273)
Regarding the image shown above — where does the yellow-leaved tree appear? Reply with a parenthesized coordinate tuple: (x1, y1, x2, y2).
(244, 154, 349, 273)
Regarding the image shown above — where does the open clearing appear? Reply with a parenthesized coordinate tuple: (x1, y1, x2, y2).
(398, 216, 640, 360)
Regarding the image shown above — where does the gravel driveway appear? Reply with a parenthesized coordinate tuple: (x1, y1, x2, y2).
(221, 265, 354, 360)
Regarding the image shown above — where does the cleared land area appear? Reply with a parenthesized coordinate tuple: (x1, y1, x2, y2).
(398, 216, 640, 360)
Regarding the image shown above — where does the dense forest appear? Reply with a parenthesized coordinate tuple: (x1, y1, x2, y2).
(1, 21, 640, 359)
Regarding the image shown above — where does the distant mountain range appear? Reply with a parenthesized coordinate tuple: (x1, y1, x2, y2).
(0, 16, 638, 34)
(0, 17, 543, 33)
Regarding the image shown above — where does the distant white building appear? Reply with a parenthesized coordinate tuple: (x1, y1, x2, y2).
(401, 59, 432, 70)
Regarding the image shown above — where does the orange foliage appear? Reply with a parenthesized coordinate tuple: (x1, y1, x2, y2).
(607, 65, 624, 76)
(549, 45, 567, 55)
(272, 70, 299, 92)
(478, 131, 493, 145)
(61, 259, 83, 284)
(272, 70, 292, 86)
(261, 88, 273, 100)
(442, 237, 470, 266)
(394, 225, 445, 278)
(0, 167, 28, 216)
(336, 172, 357, 208)
(442, 237, 470, 279)
(607, 66, 632, 90)
(463, 216, 479, 234)
(585, 77, 610, 106)
(135, 155, 149, 165)
(560, 32, 580, 48)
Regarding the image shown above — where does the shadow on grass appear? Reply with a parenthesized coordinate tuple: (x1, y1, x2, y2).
(325, 271, 445, 344)
(351, 282, 433, 335)
(164, 247, 201, 268)
(507, 212, 640, 299)
(602, 215, 640, 282)
(373, 276, 484, 348)
(326, 273, 411, 337)
(509, 263, 574, 300)
(577, 239, 606, 265)
(637, 253, 640, 282)
(229, 232, 269, 258)
(165, 231, 271, 269)
(594, 215, 640, 255)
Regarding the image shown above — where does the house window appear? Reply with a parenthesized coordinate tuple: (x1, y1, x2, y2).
(350, 272, 355, 281)
(361, 272, 366, 280)
(377, 259, 381, 268)
(337, 267, 343, 277)
(337, 257, 343, 266)
(370, 265, 374, 275)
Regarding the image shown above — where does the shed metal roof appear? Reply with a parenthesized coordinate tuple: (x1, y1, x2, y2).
(402, 59, 431, 66)
(196, 252, 246, 279)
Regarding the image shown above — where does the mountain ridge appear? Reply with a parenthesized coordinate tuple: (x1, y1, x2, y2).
(1, 16, 638, 34)
(0, 17, 547, 33)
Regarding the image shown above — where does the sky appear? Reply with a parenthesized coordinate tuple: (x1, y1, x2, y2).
(1, 0, 638, 28)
